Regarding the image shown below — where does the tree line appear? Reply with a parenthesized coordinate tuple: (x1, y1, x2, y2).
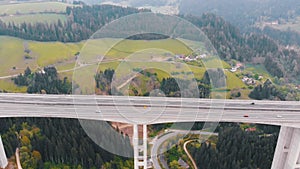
(13, 67, 71, 94)
(249, 79, 285, 100)
(184, 14, 300, 81)
(0, 118, 133, 169)
(0, 5, 148, 42)
(13, 67, 212, 98)
(188, 123, 279, 169)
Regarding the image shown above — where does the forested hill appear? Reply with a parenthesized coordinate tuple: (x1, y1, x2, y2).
(188, 123, 279, 169)
(0, 4, 149, 42)
(0, 118, 133, 168)
(179, 0, 300, 30)
(183, 14, 300, 83)
(179, 0, 300, 47)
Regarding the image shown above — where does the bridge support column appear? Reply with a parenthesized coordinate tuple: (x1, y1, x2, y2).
(271, 126, 300, 169)
(0, 136, 8, 168)
(133, 124, 147, 169)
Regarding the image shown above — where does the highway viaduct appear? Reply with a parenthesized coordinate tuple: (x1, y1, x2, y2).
(0, 93, 299, 169)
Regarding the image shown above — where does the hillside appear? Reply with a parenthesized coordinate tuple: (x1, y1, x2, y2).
(184, 14, 300, 83)
(179, 0, 300, 30)
(1, 4, 300, 99)
(0, 118, 133, 169)
(0, 2, 299, 169)
(0, 2, 72, 15)
(179, 0, 300, 47)
(0, 4, 148, 42)
(1, 2, 298, 83)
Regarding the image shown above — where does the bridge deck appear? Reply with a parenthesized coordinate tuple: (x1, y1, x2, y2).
(0, 93, 299, 126)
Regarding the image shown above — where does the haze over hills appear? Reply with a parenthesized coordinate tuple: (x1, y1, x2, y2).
(0, 1, 300, 94)
(84, 0, 181, 14)
(0, 1, 299, 169)
(180, 0, 300, 28)
(92, 0, 300, 46)
(80, 0, 300, 25)
(179, 0, 300, 46)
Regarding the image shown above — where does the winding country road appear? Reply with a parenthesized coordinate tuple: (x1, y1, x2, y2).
(15, 148, 22, 169)
(151, 130, 218, 169)
(183, 140, 198, 169)
(0, 74, 18, 80)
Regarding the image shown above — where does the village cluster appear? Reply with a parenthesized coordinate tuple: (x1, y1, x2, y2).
(175, 53, 264, 86)
(175, 53, 207, 62)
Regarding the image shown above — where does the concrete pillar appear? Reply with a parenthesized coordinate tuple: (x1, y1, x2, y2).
(133, 124, 139, 169)
(271, 126, 300, 169)
(0, 136, 8, 169)
(133, 124, 148, 169)
(143, 125, 147, 169)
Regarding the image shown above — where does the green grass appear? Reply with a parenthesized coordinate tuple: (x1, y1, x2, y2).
(0, 36, 32, 76)
(0, 36, 82, 77)
(178, 38, 207, 52)
(244, 63, 272, 79)
(0, 2, 73, 15)
(0, 36, 246, 93)
(225, 71, 247, 89)
(153, 69, 172, 81)
(202, 57, 230, 69)
(95, 61, 243, 91)
(239, 89, 251, 99)
(108, 61, 204, 81)
(0, 79, 27, 93)
(56, 62, 76, 72)
(70, 60, 208, 94)
(105, 38, 193, 59)
(71, 64, 99, 94)
(0, 13, 67, 25)
(29, 41, 82, 66)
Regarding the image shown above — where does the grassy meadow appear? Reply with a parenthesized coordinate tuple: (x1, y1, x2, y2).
(29, 41, 82, 66)
(0, 36, 83, 75)
(0, 2, 72, 15)
(0, 35, 248, 93)
(0, 36, 30, 76)
(0, 13, 67, 25)
(0, 2, 73, 25)
(105, 38, 193, 59)
(0, 79, 27, 93)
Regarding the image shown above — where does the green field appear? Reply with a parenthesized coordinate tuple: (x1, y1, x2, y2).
(106, 39, 193, 59)
(0, 36, 31, 76)
(225, 71, 247, 89)
(29, 41, 82, 66)
(0, 2, 73, 15)
(201, 57, 231, 69)
(79, 38, 194, 62)
(71, 60, 242, 95)
(244, 63, 272, 80)
(0, 36, 82, 76)
(0, 79, 27, 93)
(0, 36, 248, 92)
(0, 13, 67, 24)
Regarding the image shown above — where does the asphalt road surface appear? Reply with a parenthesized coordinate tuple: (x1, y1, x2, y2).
(0, 93, 299, 127)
